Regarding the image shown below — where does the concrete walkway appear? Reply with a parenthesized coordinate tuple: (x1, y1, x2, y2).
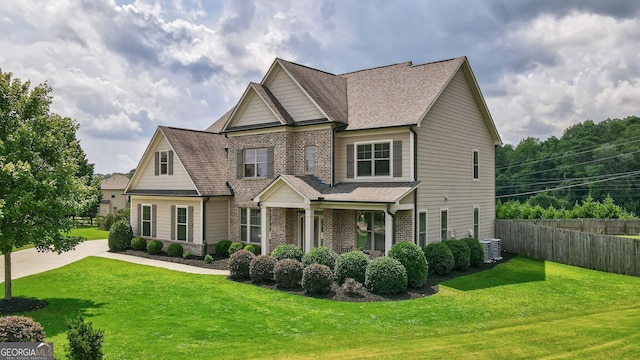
(0, 240, 229, 281)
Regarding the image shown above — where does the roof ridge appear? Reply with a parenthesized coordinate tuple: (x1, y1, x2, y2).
(339, 61, 413, 76)
(410, 56, 465, 68)
(160, 126, 220, 135)
(277, 58, 338, 77)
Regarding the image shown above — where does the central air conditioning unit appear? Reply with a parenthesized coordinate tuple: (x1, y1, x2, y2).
(486, 238, 503, 261)
(479, 240, 493, 263)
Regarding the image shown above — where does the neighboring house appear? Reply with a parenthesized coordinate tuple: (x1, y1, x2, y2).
(125, 56, 502, 256)
(99, 174, 131, 216)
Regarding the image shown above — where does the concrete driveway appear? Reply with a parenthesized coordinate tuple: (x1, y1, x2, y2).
(0, 240, 228, 281)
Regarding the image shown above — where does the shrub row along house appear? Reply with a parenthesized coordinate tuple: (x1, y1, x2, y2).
(125, 57, 502, 256)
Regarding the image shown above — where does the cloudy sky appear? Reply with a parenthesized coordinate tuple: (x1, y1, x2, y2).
(1, 0, 639, 173)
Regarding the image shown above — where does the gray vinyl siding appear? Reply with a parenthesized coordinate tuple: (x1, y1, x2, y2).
(233, 92, 279, 128)
(335, 130, 411, 183)
(266, 67, 324, 121)
(205, 198, 229, 243)
(133, 136, 196, 191)
(416, 69, 496, 242)
(130, 197, 203, 244)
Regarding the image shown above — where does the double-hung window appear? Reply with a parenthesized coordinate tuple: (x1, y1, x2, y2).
(418, 211, 427, 247)
(305, 146, 317, 174)
(159, 151, 169, 175)
(357, 142, 390, 177)
(244, 148, 268, 178)
(472, 149, 479, 180)
(473, 207, 479, 240)
(240, 208, 261, 244)
(176, 206, 188, 241)
(440, 209, 448, 241)
(141, 204, 152, 237)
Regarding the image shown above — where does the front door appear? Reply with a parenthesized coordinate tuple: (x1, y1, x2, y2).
(299, 212, 323, 252)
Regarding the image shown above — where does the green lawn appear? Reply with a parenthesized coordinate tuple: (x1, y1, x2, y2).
(6, 256, 640, 359)
(13, 227, 108, 252)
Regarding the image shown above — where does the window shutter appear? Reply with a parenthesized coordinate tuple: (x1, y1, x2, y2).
(267, 146, 274, 178)
(168, 150, 174, 175)
(154, 152, 159, 176)
(151, 205, 157, 238)
(171, 205, 176, 240)
(136, 203, 142, 236)
(188, 206, 194, 242)
(346, 144, 354, 178)
(236, 149, 243, 179)
(393, 140, 402, 177)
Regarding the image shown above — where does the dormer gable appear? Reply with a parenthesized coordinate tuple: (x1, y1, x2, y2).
(222, 83, 293, 131)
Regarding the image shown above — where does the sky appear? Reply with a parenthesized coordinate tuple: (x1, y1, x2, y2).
(1, 0, 639, 174)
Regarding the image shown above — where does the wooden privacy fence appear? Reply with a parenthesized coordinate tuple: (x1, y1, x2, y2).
(495, 220, 640, 277)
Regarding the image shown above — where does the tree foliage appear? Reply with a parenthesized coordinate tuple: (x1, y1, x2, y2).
(0, 70, 98, 298)
(497, 195, 635, 219)
(496, 116, 640, 214)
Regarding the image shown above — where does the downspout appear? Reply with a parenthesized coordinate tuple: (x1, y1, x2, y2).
(202, 197, 210, 254)
(410, 126, 419, 243)
(386, 203, 396, 244)
(331, 124, 339, 186)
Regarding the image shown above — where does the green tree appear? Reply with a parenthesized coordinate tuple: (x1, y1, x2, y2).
(0, 70, 97, 299)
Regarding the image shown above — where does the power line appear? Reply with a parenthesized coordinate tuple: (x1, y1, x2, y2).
(497, 170, 640, 190)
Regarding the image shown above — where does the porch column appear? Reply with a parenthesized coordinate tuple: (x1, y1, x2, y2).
(261, 207, 269, 255)
(305, 208, 314, 253)
(385, 211, 393, 255)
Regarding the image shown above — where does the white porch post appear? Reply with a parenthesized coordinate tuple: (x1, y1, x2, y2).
(385, 211, 393, 255)
(305, 208, 314, 253)
(261, 207, 269, 255)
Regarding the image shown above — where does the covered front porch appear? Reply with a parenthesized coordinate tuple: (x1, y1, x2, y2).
(253, 175, 419, 255)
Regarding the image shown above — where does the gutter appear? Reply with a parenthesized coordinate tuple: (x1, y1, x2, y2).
(410, 126, 419, 244)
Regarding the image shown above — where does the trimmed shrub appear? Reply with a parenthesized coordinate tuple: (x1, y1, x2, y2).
(463, 237, 484, 267)
(388, 242, 428, 288)
(274, 259, 304, 289)
(334, 250, 371, 285)
(0, 316, 45, 342)
(365, 257, 408, 295)
(214, 240, 233, 257)
(228, 242, 245, 255)
(341, 278, 365, 297)
(228, 249, 255, 280)
(271, 244, 303, 262)
(249, 255, 276, 283)
(244, 244, 261, 256)
(446, 239, 471, 271)
(302, 263, 333, 294)
(130, 237, 147, 251)
(182, 251, 191, 259)
(302, 246, 338, 269)
(166, 243, 183, 257)
(107, 220, 133, 251)
(65, 315, 104, 360)
(147, 240, 163, 255)
(204, 254, 213, 264)
(423, 242, 454, 275)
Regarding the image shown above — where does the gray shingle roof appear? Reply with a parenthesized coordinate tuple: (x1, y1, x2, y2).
(159, 126, 231, 196)
(250, 82, 294, 125)
(101, 174, 130, 190)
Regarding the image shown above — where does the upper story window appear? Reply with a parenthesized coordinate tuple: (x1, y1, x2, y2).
(111, 191, 116, 198)
(244, 148, 268, 178)
(154, 150, 173, 176)
(305, 146, 317, 174)
(473, 149, 479, 180)
(357, 142, 390, 177)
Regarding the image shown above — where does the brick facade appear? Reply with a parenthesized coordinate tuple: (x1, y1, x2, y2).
(395, 210, 414, 243)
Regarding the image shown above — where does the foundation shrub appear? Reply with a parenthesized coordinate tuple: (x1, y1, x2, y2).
(341, 278, 365, 297)
(214, 240, 232, 257)
(274, 259, 304, 289)
(301, 263, 333, 294)
(365, 257, 408, 295)
(334, 250, 371, 285)
(147, 240, 163, 255)
(445, 239, 471, 271)
(302, 246, 338, 269)
(270, 244, 303, 262)
(244, 244, 261, 256)
(249, 255, 276, 283)
(107, 220, 133, 251)
(388, 242, 428, 288)
(463, 237, 485, 267)
(228, 249, 255, 280)
(166, 243, 183, 257)
(228, 242, 245, 255)
(423, 242, 454, 275)
(130, 237, 147, 251)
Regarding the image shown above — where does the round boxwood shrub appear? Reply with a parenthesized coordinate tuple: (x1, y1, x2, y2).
(463, 237, 485, 267)
(204, 254, 213, 264)
(423, 242, 454, 275)
(249, 255, 276, 283)
(334, 250, 371, 285)
(228, 242, 245, 255)
(244, 244, 261, 256)
(302, 246, 338, 269)
(445, 239, 471, 271)
(0, 316, 45, 342)
(214, 240, 233, 257)
(147, 240, 163, 255)
(130, 237, 147, 251)
(365, 257, 408, 295)
(270, 244, 303, 262)
(166, 243, 184, 257)
(301, 263, 333, 294)
(388, 241, 428, 288)
(228, 249, 255, 280)
(274, 259, 304, 289)
(107, 220, 133, 251)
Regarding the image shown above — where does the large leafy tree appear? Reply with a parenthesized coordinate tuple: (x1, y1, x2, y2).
(0, 70, 98, 299)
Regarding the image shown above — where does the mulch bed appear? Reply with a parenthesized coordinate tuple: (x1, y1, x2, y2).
(0, 298, 49, 315)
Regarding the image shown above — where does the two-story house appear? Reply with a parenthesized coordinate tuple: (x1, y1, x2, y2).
(125, 56, 501, 256)
(99, 174, 131, 216)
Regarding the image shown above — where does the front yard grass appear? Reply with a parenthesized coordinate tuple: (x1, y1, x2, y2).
(13, 226, 108, 252)
(6, 256, 640, 359)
